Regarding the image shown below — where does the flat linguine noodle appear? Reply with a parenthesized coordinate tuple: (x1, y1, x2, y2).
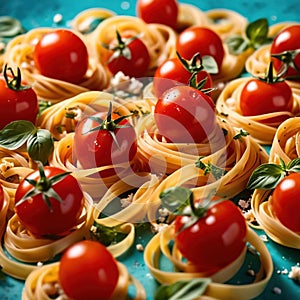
(251, 117, 300, 248)
(144, 225, 273, 300)
(3, 28, 110, 103)
(22, 261, 146, 300)
(216, 77, 300, 144)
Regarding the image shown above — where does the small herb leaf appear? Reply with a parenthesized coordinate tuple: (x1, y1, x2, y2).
(246, 18, 269, 47)
(247, 163, 285, 190)
(159, 186, 192, 215)
(0, 120, 35, 149)
(201, 55, 219, 74)
(154, 278, 211, 300)
(27, 129, 54, 165)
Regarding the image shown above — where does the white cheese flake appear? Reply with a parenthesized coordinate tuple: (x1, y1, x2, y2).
(288, 265, 300, 283)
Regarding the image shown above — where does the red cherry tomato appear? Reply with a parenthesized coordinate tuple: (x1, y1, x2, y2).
(73, 106, 137, 178)
(271, 172, 300, 233)
(15, 166, 84, 237)
(0, 65, 38, 129)
(136, 0, 179, 30)
(154, 85, 217, 143)
(106, 32, 150, 78)
(34, 29, 89, 84)
(270, 25, 300, 79)
(175, 200, 247, 273)
(59, 240, 119, 300)
(239, 78, 293, 119)
(153, 56, 213, 98)
(176, 27, 225, 73)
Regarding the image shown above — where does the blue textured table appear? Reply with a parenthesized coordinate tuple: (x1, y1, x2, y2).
(0, 1, 299, 299)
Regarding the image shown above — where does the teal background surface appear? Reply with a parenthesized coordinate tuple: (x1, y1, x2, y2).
(0, 0, 300, 299)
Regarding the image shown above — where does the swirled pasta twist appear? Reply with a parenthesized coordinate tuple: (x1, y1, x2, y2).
(216, 77, 300, 144)
(144, 225, 273, 300)
(251, 117, 300, 248)
(3, 28, 110, 103)
(88, 15, 177, 75)
(22, 261, 146, 300)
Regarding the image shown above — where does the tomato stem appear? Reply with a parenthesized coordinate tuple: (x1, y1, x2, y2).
(3, 64, 30, 91)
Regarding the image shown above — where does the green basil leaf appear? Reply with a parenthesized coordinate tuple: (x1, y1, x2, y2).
(159, 186, 192, 214)
(27, 128, 54, 165)
(246, 18, 269, 48)
(0, 120, 35, 149)
(154, 278, 211, 300)
(226, 36, 249, 55)
(247, 163, 285, 190)
(287, 157, 300, 172)
(201, 55, 219, 74)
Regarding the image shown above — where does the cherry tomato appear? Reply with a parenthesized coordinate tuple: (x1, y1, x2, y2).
(0, 65, 38, 129)
(14, 165, 84, 237)
(154, 85, 217, 143)
(175, 200, 247, 273)
(153, 55, 213, 98)
(136, 0, 178, 30)
(271, 172, 300, 233)
(59, 240, 119, 300)
(239, 78, 293, 119)
(270, 25, 300, 79)
(106, 31, 150, 78)
(73, 104, 137, 178)
(34, 29, 89, 84)
(176, 27, 225, 73)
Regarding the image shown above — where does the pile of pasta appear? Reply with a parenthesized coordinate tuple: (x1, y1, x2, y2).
(217, 21, 300, 145)
(251, 117, 300, 249)
(1, 2, 300, 299)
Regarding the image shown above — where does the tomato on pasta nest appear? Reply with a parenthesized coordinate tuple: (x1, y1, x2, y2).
(154, 85, 218, 144)
(34, 29, 89, 84)
(270, 24, 300, 81)
(14, 164, 84, 238)
(176, 26, 225, 74)
(136, 0, 179, 30)
(160, 187, 247, 275)
(0, 65, 38, 129)
(239, 63, 294, 123)
(153, 52, 216, 98)
(271, 172, 300, 233)
(59, 240, 119, 300)
(73, 102, 137, 178)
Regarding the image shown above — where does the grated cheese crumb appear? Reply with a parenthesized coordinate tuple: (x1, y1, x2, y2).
(136, 244, 144, 252)
(120, 193, 134, 208)
(272, 287, 282, 295)
(288, 265, 300, 283)
(151, 223, 169, 234)
(53, 13, 63, 24)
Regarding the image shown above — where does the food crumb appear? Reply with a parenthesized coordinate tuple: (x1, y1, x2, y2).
(53, 13, 63, 24)
(288, 265, 300, 283)
(247, 269, 256, 277)
(136, 244, 144, 252)
(272, 287, 282, 295)
(259, 234, 268, 242)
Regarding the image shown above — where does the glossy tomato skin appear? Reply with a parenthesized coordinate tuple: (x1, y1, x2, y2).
(107, 36, 150, 78)
(271, 173, 300, 233)
(137, 0, 178, 30)
(270, 25, 300, 79)
(176, 27, 225, 73)
(73, 112, 137, 178)
(174, 200, 247, 273)
(0, 77, 38, 129)
(154, 85, 217, 143)
(15, 167, 84, 237)
(239, 78, 293, 118)
(34, 29, 89, 84)
(153, 57, 213, 98)
(59, 240, 119, 300)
